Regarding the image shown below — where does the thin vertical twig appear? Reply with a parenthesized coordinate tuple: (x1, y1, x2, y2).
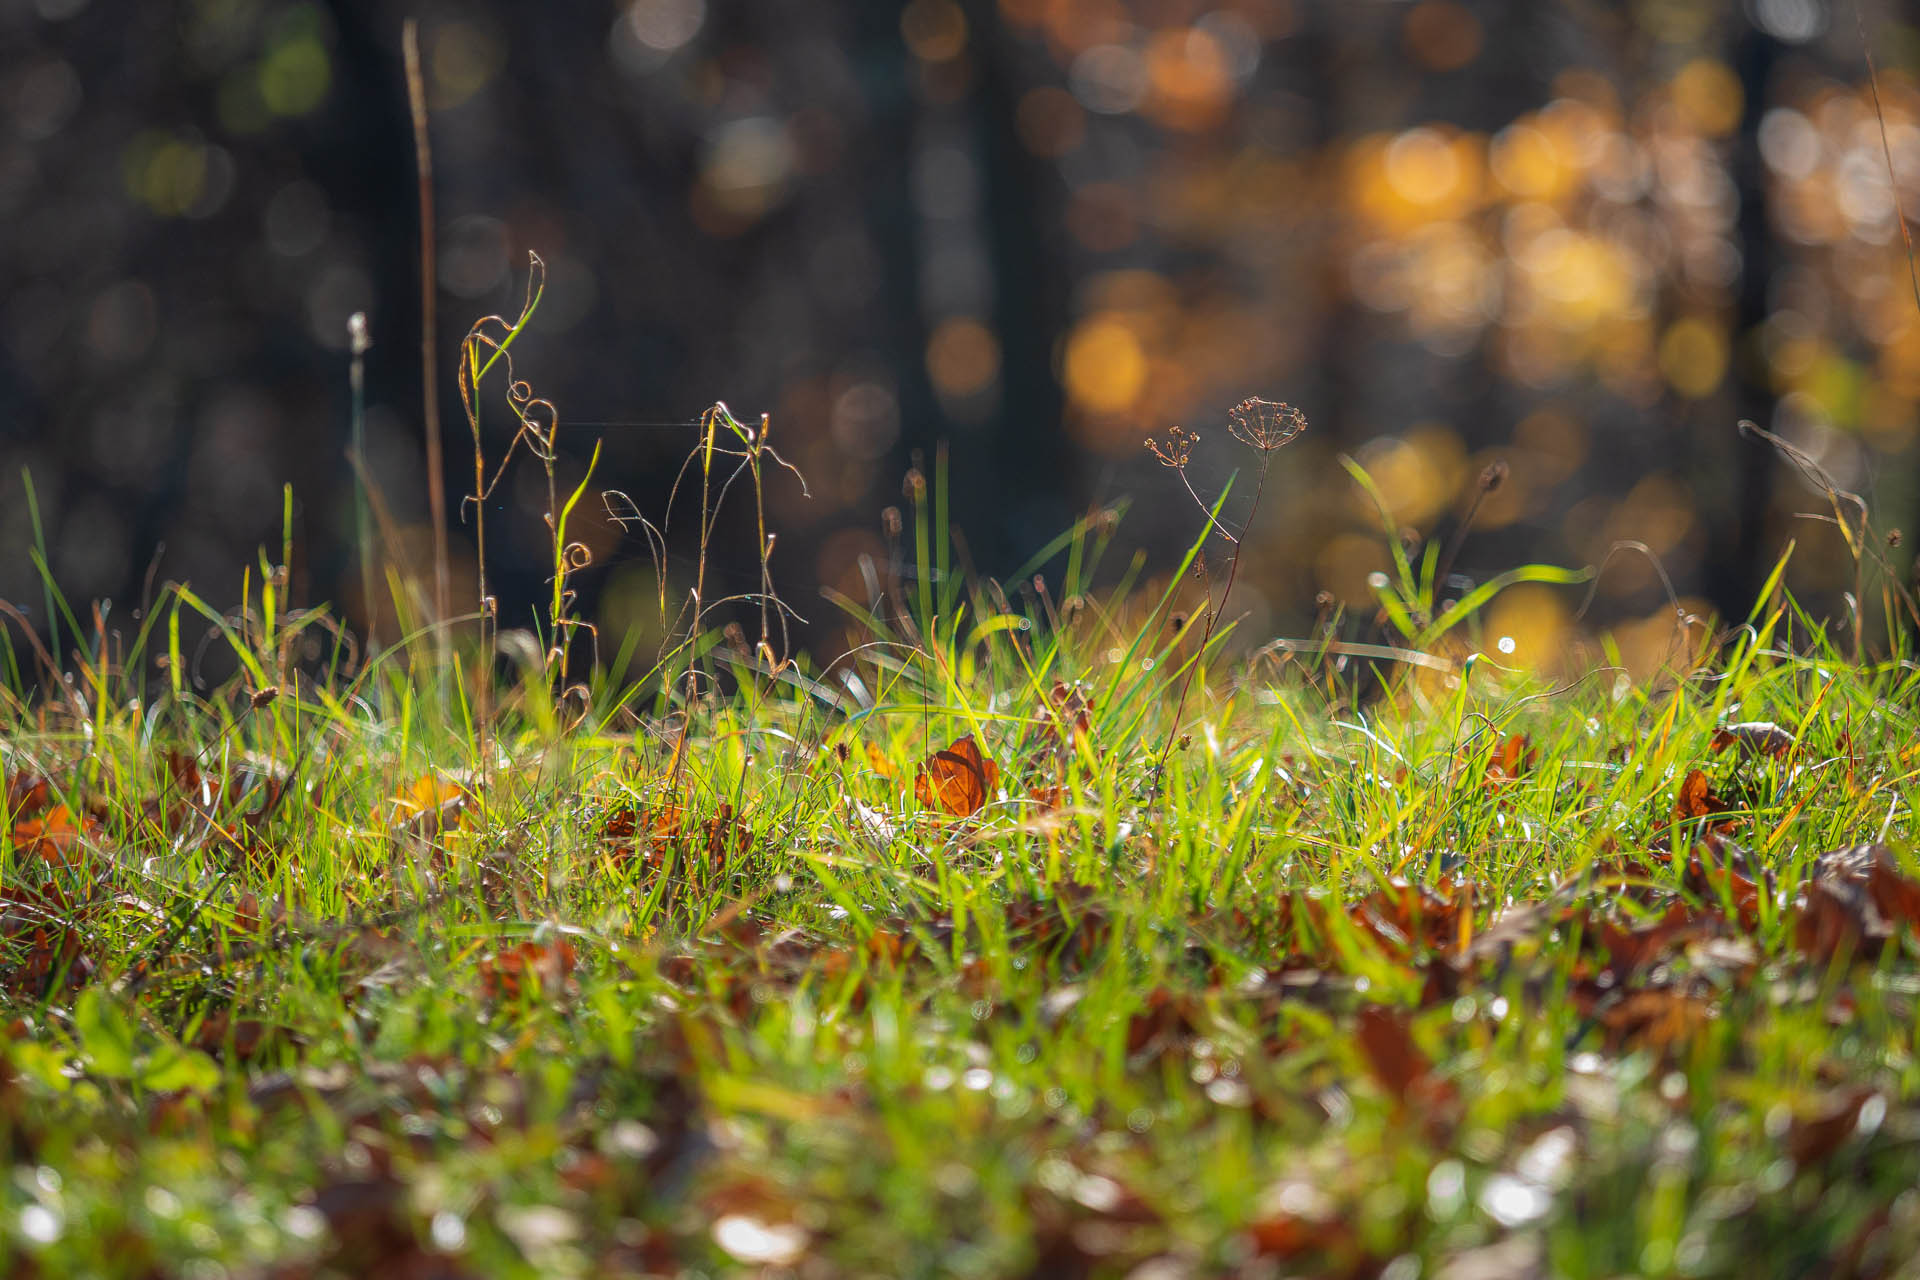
(1856, 0, 1920, 320)
(347, 312, 376, 654)
(403, 20, 451, 652)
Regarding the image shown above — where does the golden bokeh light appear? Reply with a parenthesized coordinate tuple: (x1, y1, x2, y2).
(1353, 426, 1468, 530)
(1669, 58, 1744, 138)
(1656, 315, 1729, 398)
(926, 317, 1003, 397)
(1484, 584, 1572, 671)
(1315, 533, 1391, 606)
(1142, 27, 1234, 133)
(1063, 315, 1148, 415)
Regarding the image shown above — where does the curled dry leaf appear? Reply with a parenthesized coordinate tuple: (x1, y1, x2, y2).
(1790, 843, 1920, 964)
(1597, 988, 1713, 1054)
(1589, 903, 1720, 980)
(389, 775, 469, 840)
(479, 938, 578, 1001)
(1484, 732, 1536, 785)
(604, 803, 753, 870)
(1674, 769, 1739, 829)
(1710, 721, 1796, 759)
(914, 734, 999, 817)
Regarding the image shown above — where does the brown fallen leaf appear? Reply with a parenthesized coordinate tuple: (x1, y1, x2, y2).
(1786, 1088, 1877, 1166)
(1788, 843, 1920, 964)
(1355, 1005, 1457, 1138)
(479, 938, 577, 1001)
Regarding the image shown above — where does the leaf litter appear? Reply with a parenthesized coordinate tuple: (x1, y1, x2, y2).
(5, 681, 1920, 1276)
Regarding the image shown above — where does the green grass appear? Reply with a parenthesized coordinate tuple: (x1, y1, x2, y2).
(6, 344, 1920, 1278)
(3, 500, 1920, 1280)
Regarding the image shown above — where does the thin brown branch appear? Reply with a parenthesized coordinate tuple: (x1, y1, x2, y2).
(403, 20, 450, 650)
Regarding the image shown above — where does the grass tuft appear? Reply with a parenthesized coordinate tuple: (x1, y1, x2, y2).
(2, 297, 1919, 1278)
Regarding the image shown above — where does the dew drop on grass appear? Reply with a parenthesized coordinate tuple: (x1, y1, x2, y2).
(19, 1205, 60, 1244)
(924, 1065, 955, 1091)
(1426, 1160, 1465, 1219)
(431, 1211, 467, 1251)
(281, 1206, 325, 1241)
(1479, 1173, 1551, 1227)
(712, 1214, 808, 1266)
(961, 1067, 992, 1091)
(1497, 636, 1516, 655)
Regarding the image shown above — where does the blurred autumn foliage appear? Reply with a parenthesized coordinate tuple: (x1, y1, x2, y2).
(4, 0, 1920, 667)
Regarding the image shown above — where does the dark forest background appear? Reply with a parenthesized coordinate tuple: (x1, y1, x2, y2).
(3, 0, 1918, 676)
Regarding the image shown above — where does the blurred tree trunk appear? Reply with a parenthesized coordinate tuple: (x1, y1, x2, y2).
(1722, 18, 1779, 622)
(965, 0, 1071, 574)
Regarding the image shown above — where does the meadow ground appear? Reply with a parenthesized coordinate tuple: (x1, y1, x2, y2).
(3, 474, 1920, 1280)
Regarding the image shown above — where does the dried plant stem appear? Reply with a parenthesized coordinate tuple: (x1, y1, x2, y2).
(1154, 455, 1270, 788)
(403, 20, 451, 652)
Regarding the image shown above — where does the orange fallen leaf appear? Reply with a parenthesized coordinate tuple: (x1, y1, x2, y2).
(9, 805, 100, 866)
(914, 735, 998, 817)
(1674, 769, 1740, 831)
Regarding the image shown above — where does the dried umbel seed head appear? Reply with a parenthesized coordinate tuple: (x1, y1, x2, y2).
(1145, 425, 1198, 469)
(1479, 460, 1510, 492)
(903, 469, 926, 501)
(1315, 590, 1336, 612)
(1227, 398, 1307, 453)
(881, 506, 903, 538)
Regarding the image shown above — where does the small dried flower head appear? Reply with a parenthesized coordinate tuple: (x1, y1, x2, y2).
(1227, 398, 1307, 453)
(903, 468, 926, 501)
(1889, 528, 1903, 548)
(1145, 425, 1198, 469)
(250, 686, 279, 709)
(1314, 590, 1335, 612)
(881, 506, 903, 538)
(1479, 460, 1509, 492)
